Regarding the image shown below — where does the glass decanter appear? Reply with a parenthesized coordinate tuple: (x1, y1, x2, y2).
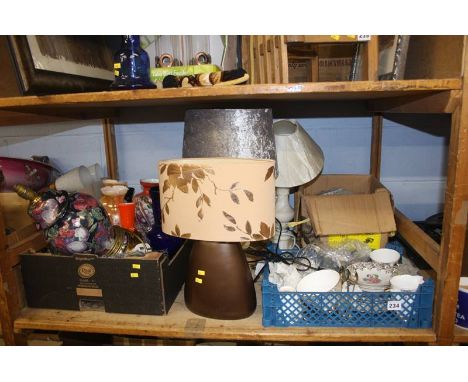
(111, 35, 156, 90)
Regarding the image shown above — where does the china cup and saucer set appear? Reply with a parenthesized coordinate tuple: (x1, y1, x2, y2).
(287, 248, 423, 294)
(344, 248, 423, 293)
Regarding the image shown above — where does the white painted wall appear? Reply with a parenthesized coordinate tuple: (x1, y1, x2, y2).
(380, 116, 449, 220)
(298, 116, 449, 220)
(0, 121, 107, 174)
(0, 115, 449, 221)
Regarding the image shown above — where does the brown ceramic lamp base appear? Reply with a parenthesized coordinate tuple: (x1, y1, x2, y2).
(184, 241, 256, 320)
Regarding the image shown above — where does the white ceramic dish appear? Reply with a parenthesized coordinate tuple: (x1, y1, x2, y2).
(370, 248, 400, 266)
(390, 274, 424, 292)
(296, 269, 340, 292)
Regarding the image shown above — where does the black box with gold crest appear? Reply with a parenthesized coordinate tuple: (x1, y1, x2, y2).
(20, 242, 190, 315)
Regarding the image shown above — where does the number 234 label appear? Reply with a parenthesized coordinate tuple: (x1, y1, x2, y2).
(387, 301, 403, 311)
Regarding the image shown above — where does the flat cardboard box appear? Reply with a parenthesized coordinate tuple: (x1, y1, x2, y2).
(20, 241, 190, 315)
(298, 174, 396, 249)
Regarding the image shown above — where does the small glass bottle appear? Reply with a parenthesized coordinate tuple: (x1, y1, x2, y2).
(111, 35, 156, 90)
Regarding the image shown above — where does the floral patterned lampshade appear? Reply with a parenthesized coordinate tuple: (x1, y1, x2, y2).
(158, 158, 276, 242)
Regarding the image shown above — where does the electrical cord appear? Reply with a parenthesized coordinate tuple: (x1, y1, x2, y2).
(247, 219, 316, 283)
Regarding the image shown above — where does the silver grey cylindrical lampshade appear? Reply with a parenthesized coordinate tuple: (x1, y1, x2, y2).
(183, 109, 276, 160)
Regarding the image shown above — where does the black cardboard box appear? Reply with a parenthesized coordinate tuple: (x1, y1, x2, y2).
(20, 241, 190, 315)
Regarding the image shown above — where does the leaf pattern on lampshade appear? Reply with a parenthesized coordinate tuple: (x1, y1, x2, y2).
(159, 159, 275, 242)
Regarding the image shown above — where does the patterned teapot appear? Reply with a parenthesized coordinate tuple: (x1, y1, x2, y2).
(14, 184, 114, 256)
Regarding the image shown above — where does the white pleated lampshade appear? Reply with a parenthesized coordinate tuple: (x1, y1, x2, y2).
(274, 119, 324, 188)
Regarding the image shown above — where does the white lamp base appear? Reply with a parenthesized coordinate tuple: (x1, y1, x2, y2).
(274, 187, 295, 250)
(272, 227, 296, 250)
(275, 187, 294, 223)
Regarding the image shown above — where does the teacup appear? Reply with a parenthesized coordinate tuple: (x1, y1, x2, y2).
(347, 261, 395, 292)
(390, 274, 424, 292)
(370, 248, 400, 266)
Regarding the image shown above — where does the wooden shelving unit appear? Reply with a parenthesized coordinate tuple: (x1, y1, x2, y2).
(13, 285, 435, 343)
(0, 37, 467, 345)
(453, 326, 468, 344)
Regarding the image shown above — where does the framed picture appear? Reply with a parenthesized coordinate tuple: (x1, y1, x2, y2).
(378, 35, 411, 80)
(2, 35, 118, 96)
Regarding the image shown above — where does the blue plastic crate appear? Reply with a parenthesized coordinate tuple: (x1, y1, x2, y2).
(262, 265, 434, 328)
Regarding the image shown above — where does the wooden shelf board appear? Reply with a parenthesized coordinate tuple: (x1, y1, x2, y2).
(453, 325, 468, 343)
(14, 285, 436, 343)
(395, 209, 441, 273)
(0, 80, 460, 126)
(0, 110, 74, 127)
(0, 79, 460, 109)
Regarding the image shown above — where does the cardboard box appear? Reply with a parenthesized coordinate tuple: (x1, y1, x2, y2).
(20, 241, 191, 315)
(288, 58, 313, 83)
(0, 192, 34, 232)
(318, 44, 355, 82)
(298, 175, 396, 249)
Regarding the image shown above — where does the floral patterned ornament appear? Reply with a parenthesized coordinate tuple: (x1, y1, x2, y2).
(15, 185, 114, 256)
(44, 192, 113, 255)
(158, 158, 276, 242)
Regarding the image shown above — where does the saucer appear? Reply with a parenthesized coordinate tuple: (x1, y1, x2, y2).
(359, 284, 388, 292)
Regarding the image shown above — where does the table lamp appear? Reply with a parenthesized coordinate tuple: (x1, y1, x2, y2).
(158, 158, 275, 319)
(273, 119, 324, 249)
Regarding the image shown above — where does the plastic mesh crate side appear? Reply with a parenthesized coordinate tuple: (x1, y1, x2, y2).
(417, 279, 434, 328)
(262, 265, 434, 328)
(404, 290, 420, 329)
(261, 280, 277, 326)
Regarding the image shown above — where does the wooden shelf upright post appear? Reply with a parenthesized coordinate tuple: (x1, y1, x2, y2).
(434, 37, 468, 344)
(102, 118, 119, 180)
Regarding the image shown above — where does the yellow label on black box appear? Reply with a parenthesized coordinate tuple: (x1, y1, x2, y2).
(327, 233, 382, 249)
(114, 63, 121, 69)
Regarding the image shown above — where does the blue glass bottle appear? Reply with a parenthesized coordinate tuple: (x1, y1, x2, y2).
(148, 186, 183, 257)
(111, 35, 155, 90)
